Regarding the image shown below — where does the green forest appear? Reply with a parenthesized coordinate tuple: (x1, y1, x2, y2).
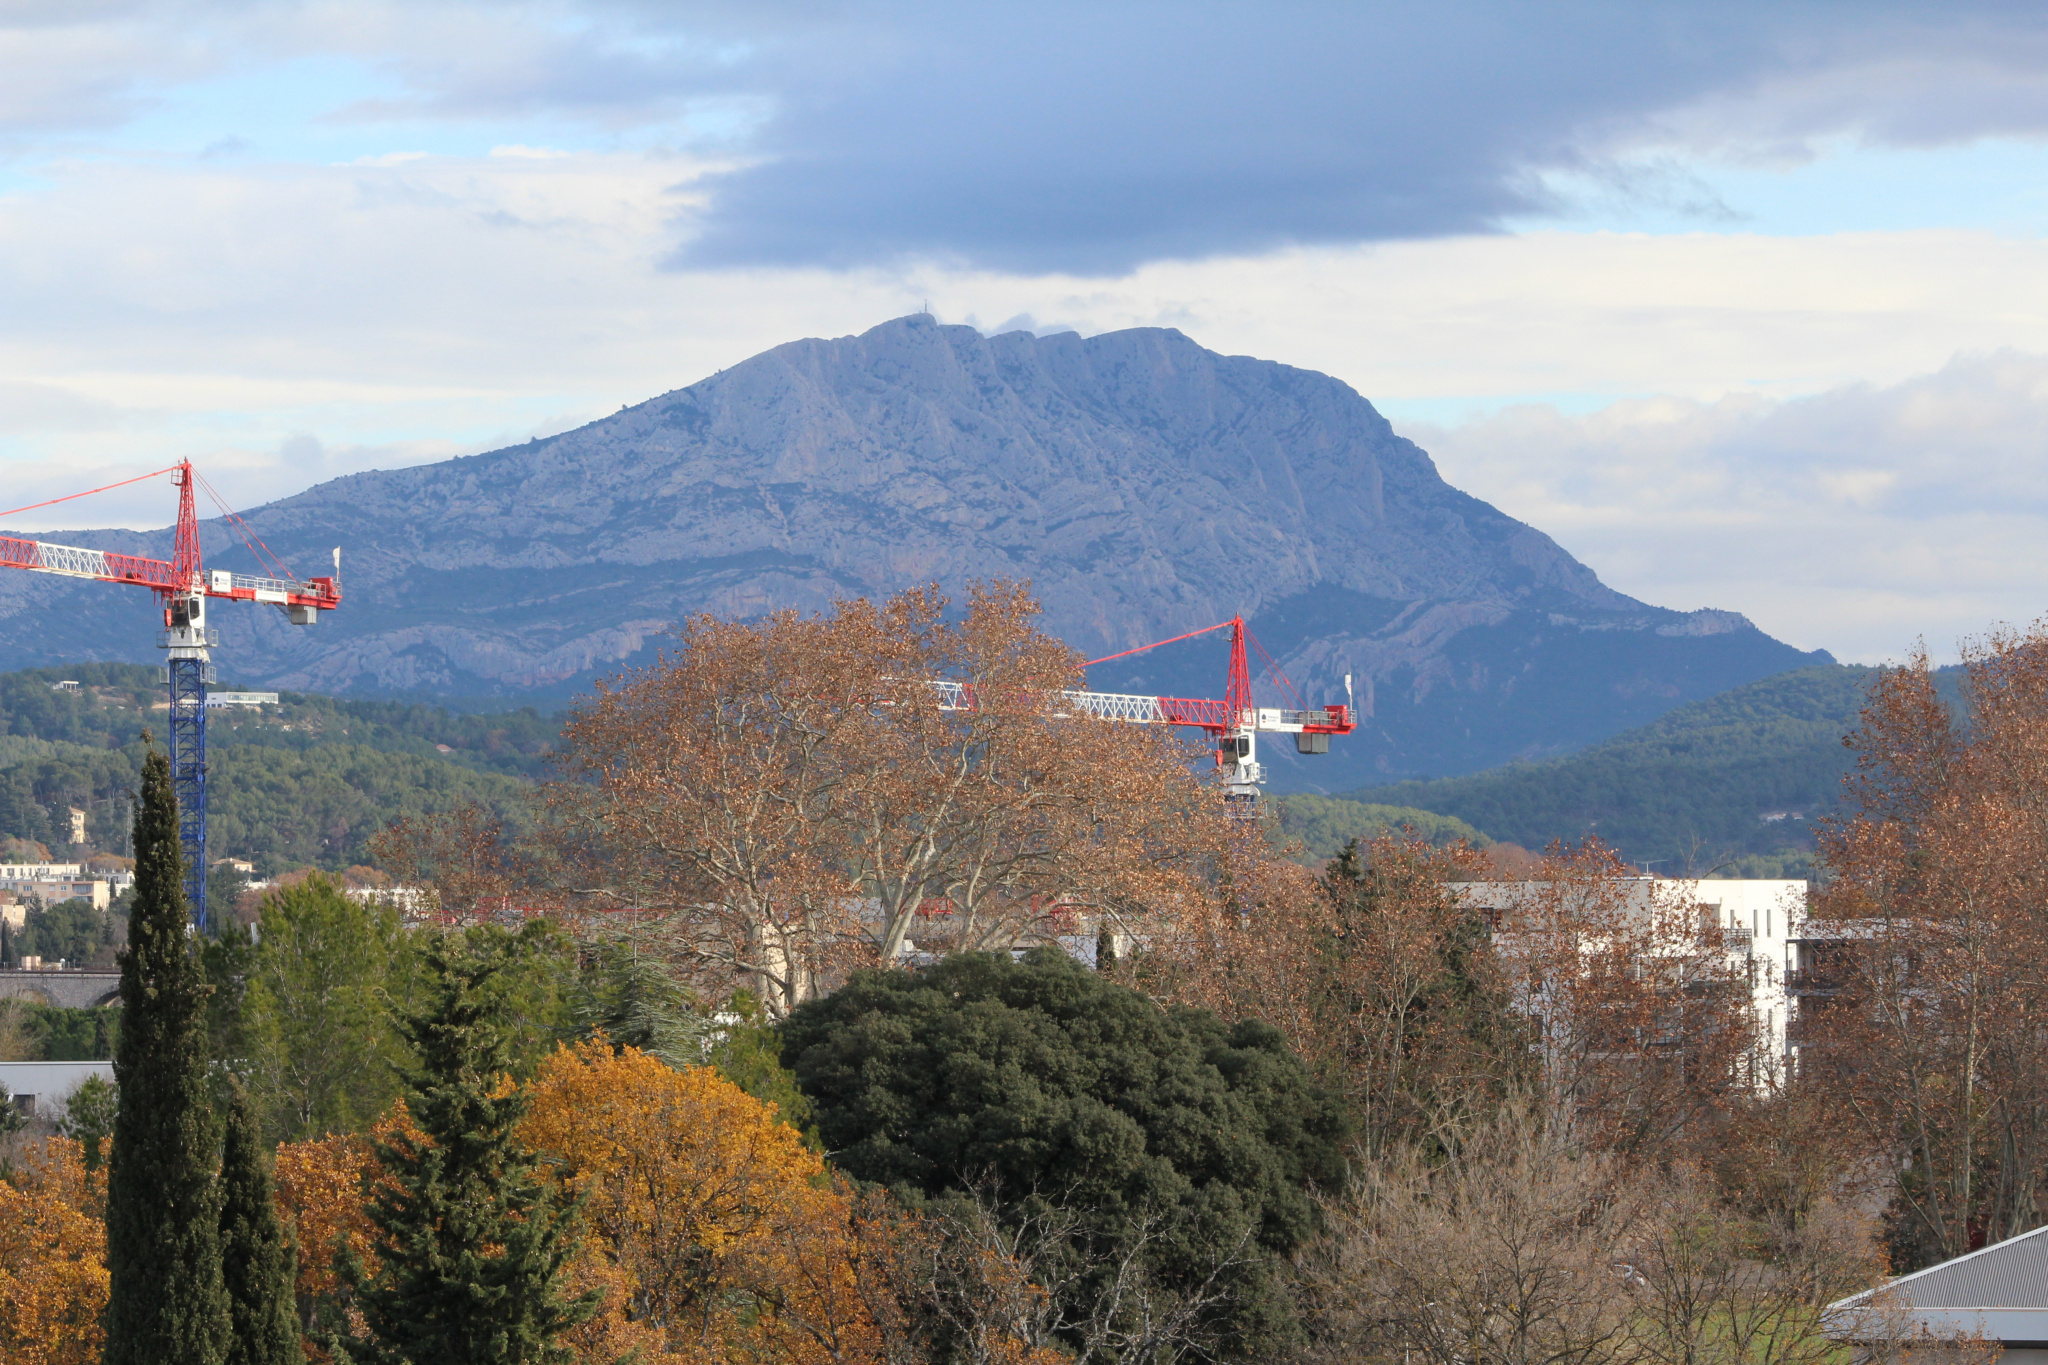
(0, 663, 542, 871)
(1265, 793, 1489, 863)
(1334, 664, 1921, 874)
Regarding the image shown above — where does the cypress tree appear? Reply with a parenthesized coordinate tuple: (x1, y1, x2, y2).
(334, 923, 595, 1365)
(104, 744, 231, 1365)
(220, 1077, 304, 1365)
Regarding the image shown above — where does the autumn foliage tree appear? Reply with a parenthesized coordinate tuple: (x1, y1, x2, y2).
(1807, 622, 2048, 1268)
(1151, 831, 1758, 1162)
(1495, 840, 1759, 1159)
(518, 1039, 840, 1358)
(1148, 832, 1526, 1156)
(0, 1138, 108, 1365)
(545, 582, 1224, 1016)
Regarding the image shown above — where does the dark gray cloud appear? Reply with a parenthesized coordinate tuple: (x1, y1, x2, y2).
(662, 0, 2048, 273)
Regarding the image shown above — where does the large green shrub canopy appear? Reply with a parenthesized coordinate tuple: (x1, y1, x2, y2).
(782, 947, 1347, 1358)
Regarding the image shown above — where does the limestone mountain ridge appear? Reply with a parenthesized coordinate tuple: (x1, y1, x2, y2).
(0, 315, 1828, 785)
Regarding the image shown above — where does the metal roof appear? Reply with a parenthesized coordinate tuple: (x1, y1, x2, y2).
(1830, 1223, 2048, 1343)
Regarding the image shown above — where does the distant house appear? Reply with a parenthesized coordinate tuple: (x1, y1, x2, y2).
(0, 1060, 113, 1121)
(1829, 1223, 2048, 1362)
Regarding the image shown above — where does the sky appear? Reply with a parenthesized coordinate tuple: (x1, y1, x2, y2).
(6, 2, 2048, 663)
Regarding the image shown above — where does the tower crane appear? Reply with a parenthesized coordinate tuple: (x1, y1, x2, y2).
(932, 615, 1356, 814)
(0, 462, 341, 929)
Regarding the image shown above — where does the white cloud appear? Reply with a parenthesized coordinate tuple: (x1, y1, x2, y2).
(1408, 352, 2048, 664)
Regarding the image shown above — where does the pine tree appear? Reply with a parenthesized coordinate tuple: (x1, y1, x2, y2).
(334, 922, 596, 1365)
(221, 1077, 304, 1365)
(104, 744, 231, 1365)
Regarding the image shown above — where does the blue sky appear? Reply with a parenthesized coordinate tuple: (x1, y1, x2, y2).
(6, 1, 2048, 661)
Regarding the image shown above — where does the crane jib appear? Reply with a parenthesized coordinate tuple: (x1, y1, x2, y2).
(925, 680, 1354, 735)
(0, 534, 340, 608)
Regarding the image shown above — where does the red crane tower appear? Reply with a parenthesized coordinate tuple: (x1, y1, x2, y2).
(0, 462, 341, 928)
(932, 615, 1356, 813)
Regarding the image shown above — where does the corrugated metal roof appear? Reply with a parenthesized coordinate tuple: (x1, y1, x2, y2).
(1841, 1224, 2048, 1311)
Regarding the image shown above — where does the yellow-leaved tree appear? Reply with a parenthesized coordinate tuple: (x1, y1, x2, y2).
(517, 1039, 864, 1364)
(0, 1137, 109, 1365)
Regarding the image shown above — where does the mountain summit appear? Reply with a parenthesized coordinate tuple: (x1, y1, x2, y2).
(0, 316, 1826, 784)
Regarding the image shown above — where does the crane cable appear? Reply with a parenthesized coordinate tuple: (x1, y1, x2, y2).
(1086, 616, 1307, 709)
(0, 462, 184, 522)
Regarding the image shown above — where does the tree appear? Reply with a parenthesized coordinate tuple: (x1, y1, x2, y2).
(0, 1138, 109, 1365)
(57, 1075, 117, 1174)
(705, 988, 818, 1145)
(1297, 1105, 1886, 1365)
(564, 935, 707, 1071)
(1498, 840, 1759, 1159)
(1148, 832, 1529, 1156)
(546, 583, 1225, 1016)
(331, 922, 595, 1365)
(781, 947, 1349, 1362)
(243, 874, 411, 1142)
(103, 744, 231, 1365)
(271, 1128, 380, 1342)
(219, 1079, 304, 1365)
(517, 1039, 842, 1359)
(1808, 624, 2048, 1268)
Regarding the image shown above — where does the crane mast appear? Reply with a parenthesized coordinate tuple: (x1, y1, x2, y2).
(0, 461, 341, 929)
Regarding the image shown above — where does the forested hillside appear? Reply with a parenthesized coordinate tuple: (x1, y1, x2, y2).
(0, 663, 545, 871)
(1337, 665, 1903, 874)
(1265, 794, 1490, 864)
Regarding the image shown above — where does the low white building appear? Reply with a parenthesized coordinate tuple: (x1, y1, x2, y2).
(0, 862, 82, 880)
(0, 1060, 113, 1121)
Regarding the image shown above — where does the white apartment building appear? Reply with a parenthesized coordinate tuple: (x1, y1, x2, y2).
(1455, 877, 1808, 1079)
(0, 862, 82, 880)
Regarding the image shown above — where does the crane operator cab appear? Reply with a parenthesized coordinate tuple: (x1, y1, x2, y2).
(1219, 730, 1262, 815)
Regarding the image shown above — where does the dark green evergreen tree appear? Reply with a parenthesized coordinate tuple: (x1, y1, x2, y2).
(782, 948, 1350, 1362)
(104, 744, 231, 1365)
(220, 1078, 304, 1365)
(567, 935, 707, 1070)
(333, 922, 595, 1365)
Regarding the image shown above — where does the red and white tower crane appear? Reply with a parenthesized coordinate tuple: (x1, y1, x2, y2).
(933, 615, 1356, 813)
(0, 462, 341, 929)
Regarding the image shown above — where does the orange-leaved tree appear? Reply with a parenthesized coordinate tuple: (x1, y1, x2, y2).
(1808, 624, 2048, 1267)
(0, 1137, 109, 1365)
(1147, 831, 1525, 1157)
(517, 1038, 863, 1362)
(272, 1128, 380, 1341)
(545, 582, 1225, 1016)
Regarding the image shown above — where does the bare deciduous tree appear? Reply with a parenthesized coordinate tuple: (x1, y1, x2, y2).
(1807, 623, 2048, 1267)
(1300, 1104, 1641, 1365)
(543, 581, 1226, 1015)
(1299, 1106, 1889, 1365)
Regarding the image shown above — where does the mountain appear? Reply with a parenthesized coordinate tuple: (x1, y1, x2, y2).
(1335, 664, 1891, 874)
(0, 315, 1828, 784)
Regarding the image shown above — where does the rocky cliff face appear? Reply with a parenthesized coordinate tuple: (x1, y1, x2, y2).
(0, 315, 1827, 784)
